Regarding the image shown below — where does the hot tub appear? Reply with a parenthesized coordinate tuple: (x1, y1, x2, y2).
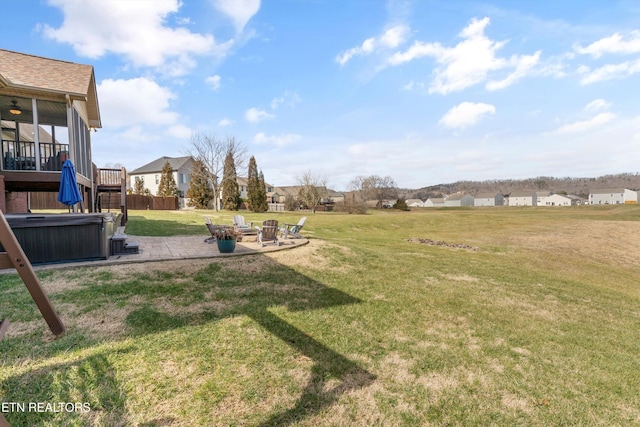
(2, 213, 117, 264)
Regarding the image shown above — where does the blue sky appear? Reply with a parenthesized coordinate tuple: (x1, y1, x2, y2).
(3, 0, 640, 190)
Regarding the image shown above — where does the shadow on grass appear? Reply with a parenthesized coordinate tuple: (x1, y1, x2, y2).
(0, 347, 132, 426)
(1, 253, 375, 426)
(250, 309, 375, 427)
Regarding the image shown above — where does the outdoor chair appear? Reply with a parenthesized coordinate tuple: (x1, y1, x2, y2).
(204, 216, 223, 243)
(279, 216, 307, 239)
(233, 215, 257, 237)
(256, 219, 280, 247)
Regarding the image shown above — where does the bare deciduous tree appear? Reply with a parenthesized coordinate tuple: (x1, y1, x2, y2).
(364, 175, 397, 208)
(349, 175, 397, 209)
(187, 133, 247, 211)
(296, 170, 328, 214)
(345, 176, 369, 214)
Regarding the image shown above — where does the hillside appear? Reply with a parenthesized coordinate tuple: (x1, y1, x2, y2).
(401, 173, 640, 200)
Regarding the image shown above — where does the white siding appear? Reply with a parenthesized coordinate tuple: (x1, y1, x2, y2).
(539, 194, 571, 206)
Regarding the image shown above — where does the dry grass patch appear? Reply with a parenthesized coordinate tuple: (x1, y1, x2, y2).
(508, 219, 640, 266)
(70, 305, 131, 340)
(265, 239, 354, 273)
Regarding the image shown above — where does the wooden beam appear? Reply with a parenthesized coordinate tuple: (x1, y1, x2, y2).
(0, 253, 14, 269)
(0, 320, 10, 427)
(0, 211, 65, 336)
(0, 318, 8, 342)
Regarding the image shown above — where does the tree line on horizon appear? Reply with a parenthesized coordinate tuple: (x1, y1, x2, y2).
(401, 173, 640, 201)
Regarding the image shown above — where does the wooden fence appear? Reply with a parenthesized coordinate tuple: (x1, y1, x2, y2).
(30, 192, 179, 211)
(29, 192, 66, 210)
(127, 194, 179, 210)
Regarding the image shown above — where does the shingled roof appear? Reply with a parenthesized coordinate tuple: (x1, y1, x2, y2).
(130, 156, 195, 174)
(0, 49, 101, 128)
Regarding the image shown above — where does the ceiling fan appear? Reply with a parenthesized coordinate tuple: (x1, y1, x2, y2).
(9, 100, 22, 115)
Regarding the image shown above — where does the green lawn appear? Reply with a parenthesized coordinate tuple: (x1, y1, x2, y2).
(1, 206, 640, 426)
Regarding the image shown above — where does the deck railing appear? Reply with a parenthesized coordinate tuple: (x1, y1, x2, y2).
(1, 139, 69, 172)
(96, 168, 125, 187)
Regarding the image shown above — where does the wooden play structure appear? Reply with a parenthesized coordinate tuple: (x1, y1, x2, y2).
(0, 209, 65, 426)
(0, 209, 65, 337)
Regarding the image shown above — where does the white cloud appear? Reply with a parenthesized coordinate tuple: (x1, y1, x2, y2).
(245, 107, 275, 123)
(42, 0, 222, 76)
(97, 78, 178, 128)
(213, 0, 260, 33)
(389, 17, 539, 94)
(336, 24, 409, 66)
(439, 102, 496, 129)
(554, 112, 616, 134)
(380, 25, 409, 49)
(218, 118, 234, 127)
(253, 132, 301, 147)
(206, 75, 221, 90)
(119, 126, 154, 143)
(584, 99, 611, 112)
(270, 91, 302, 109)
(579, 59, 640, 85)
(167, 124, 192, 139)
(575, 30, 640, 58)
(402, 80, 425, 91)
(486, 51, 541, 91)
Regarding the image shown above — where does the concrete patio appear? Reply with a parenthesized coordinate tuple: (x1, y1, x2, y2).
(21, 234, 309, 272)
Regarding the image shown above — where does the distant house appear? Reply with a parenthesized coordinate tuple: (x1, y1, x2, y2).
(129, 156, 195, 202)
(365, 199, 394, 208)
(444, 193, 474, 207)
(273, 186, 343, 205)
(236, 177, 274, 200)
(406, 198, 424, 207)
(538, 193, 572, 207)
(534, 191, 553, 206)
(566, 195, 583, 206)
(589, 188, 639, 205)
(273, 186, 301, 203)
(424, 197, 445, 208)
(509, 190, 537, 206)
(324, 189, 345, 204)
(474, 192, 504, 207)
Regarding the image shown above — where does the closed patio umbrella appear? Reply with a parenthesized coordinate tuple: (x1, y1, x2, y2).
(57, 159, 83, 208)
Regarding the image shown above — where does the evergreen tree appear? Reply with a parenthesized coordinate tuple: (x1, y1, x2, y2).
(186, 159, 212, 208)
(255, 170, 268, 212)
(133, 177, 145, 195)
(392, 198, 410, 211)
(220, 149, 241, 210)
(246, 156, 262, 212)
(157, 161, 179, 197)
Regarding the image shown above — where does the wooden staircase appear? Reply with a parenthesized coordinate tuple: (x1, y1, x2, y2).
(94, 166, 128, 225)
(110, 226, 139, 255)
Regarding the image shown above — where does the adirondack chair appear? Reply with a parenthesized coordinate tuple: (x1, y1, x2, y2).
(256, 219, 280, 247)
(279, 216, 307, 239)
(204, 216, 225, 243)
(233, 215, 253, 230)
(233, 215, 257, 237)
